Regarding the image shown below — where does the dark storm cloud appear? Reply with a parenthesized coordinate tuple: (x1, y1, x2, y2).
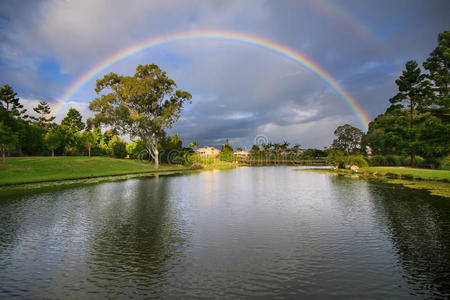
(0, 0, 449, 148)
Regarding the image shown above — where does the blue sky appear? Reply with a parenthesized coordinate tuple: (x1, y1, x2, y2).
(0, 0, 449, 148)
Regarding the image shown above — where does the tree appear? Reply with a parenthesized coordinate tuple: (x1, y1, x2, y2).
(221, 139, 234, 162)
(44, 129, 63, 157)
(108, 135, 127, 158)
(0, 84, 27, 119)
(423, 31, 449, 111)
(250, 144, 260, 157)
(389, 61, 432, 166)
(31, 101, 55, 130)
(189, 140, 199, 149)
(89, 64, 192, 169)
(0, 121, 18, 162)
(331, 124, 364, 154)
(81, 131, 96, 157)
(62, 108, 85, 132)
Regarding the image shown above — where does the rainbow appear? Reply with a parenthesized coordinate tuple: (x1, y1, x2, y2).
(54, 30, 370, 130)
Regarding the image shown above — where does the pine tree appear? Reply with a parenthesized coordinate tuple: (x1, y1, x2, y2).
(31, 101, 55, 130)
(0, 84, 27, 119)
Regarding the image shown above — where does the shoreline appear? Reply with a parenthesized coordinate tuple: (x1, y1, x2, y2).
(296, 167, 450, 198)
(0, 156, 238, 193)
(0, 165, 238, 195)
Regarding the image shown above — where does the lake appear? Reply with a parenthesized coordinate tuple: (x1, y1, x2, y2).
(0, 166, 449, 298)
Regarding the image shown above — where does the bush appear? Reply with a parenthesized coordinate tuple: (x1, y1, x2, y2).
(385, 155, 402, 166)
(127, 139, 146, 159)
(109, 136, 127, 158)
(439, 155, 450, 170)
(402, 155, 425, 167)
(370, 155, 387, 166)
(326, 150, 345, 167)
(423, 157, 440, 169)
(344, 155, 368, 167)
(189, 153, 216, 165)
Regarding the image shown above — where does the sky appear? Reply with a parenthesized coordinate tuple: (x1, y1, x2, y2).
(1, 0, 449, 149)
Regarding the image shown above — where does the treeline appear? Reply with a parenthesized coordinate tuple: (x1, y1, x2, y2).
(327, 31, 449, 169)
(0, 89, 192, 163)
(365, 31, 449, 166)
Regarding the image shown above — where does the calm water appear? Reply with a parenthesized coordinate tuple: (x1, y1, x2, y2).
(1, 167, 449, 298)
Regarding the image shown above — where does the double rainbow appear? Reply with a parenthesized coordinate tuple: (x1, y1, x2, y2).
(54, 30, 370, 130)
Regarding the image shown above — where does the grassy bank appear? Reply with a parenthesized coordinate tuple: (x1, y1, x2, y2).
(0, 156, 194, 186)
(361, 167, 450, 181)
(296, 166, 450, 198)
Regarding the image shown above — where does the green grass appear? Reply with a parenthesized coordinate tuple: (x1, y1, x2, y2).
(0, 156, 190, 185)
(296, 166, 450, 198)
(386, 179, 450, 198)
(361, 167, 450, 181)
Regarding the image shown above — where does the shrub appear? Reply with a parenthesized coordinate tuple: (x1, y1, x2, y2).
(370, 155, 387, 166)
(327, 150, 345, 167)
(344, 155, 368, 167)
(127, 139, 146, 159)
(385, 155, 402, 166)
(423, 157, 440, 169)
(402, 155, 424, 167)
(439, 155, 450, 170)
(109, 136, 127, 158)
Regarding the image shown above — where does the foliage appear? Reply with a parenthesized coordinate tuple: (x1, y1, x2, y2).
(81, 131, 96, 157)
(403, 155, 425, 167)
(331, 124, 364, 154)
(44, 128, 64, 157)
(439, 155, 450, 170)
(0, 84, 27, 119)
(220, 139, 234, 162)
(250, 144, 260, 157)
(127, 139, 147, 159)
(89, 64, 192, 169)
(369, 155, 387, 166)
(189, 140, 199, 149)
(344, 155, 368, 168)
(30, 101, 55, 130)
(385, 155, 403, 166)
(61, 108, 85, 132)
(0, 121, 18, 162)
(108, 136, 127, 158)
(326, 149, 345, 167)
(366, 31, 449, 164)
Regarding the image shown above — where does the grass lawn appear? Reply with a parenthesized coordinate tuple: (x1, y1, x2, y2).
(0, 156, 190, 185)
(296, 166, 450, 198)
(361, 167, 450, 181)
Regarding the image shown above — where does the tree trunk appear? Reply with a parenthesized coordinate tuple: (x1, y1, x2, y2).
(52, 149, 54, 158)
(2, 144, 5, 163)
(88, 146, 91, 158)
(154, 148, 159, 169)
(409, 98, 415, 167)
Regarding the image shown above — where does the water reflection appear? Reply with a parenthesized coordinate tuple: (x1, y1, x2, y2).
(0, 167, 449, 298)
(367, 181, 450, 297)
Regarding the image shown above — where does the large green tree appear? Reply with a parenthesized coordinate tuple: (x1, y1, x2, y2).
(331, 124, 364, 154)
(389, 61, 432, 165)
(89, 64, 192, 169)
(62, 108, 85, 132)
